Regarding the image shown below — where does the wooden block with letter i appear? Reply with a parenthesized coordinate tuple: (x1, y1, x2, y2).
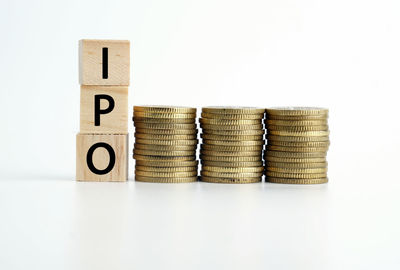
(76, 134, 128, 182)
(80, 85, 128, 134)
(79, 39, 130, 85)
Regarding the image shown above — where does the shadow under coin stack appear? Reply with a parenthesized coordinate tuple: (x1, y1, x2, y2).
(133, 106, 199, 183)
(264, 107, 330, 184)
(199, 107, 265, 183)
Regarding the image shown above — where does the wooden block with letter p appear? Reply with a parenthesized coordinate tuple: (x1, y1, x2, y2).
(80, 85, 128, 134)
(76, 134, 128, 181)
(79, 39, 130, 85)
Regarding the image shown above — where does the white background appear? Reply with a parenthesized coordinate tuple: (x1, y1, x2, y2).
(0, 0, 399, 269)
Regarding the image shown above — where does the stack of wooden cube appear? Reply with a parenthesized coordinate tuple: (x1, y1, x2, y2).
(76, 39, 130, 181)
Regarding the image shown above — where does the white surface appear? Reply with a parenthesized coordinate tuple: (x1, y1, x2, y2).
(1, 0, 400, 269)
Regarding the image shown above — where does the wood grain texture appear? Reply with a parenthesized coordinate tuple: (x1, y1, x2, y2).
(79, 39, 130, 85)
(76, 134, 128, 182)
(80, 85, 128, 134)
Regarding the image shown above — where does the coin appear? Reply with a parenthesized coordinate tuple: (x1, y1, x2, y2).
(264, 156, 326, 163)
(135, 138, 198, 145)
(265, 171, 327, 179)
(266, 114, 328, 120)
(203, 139, 264, 146)
(266, 125, 329, 132)
(267, 140, 330, 148)
(266, 107, 328, 116)
(134, 105, 196, 114)
(266, 177, 328, 184)
(200, 149, 261, 157)
(264, 150, 326, 158)
(135, 160, 198, 167)
(201, 123, 263, 130)
(202, 106, 265, 115)
(200, 118, 261, 125)
(135, 128, 198, 135)
(133, 154, 195, 161)
(200, 155, 262, 162)
(201, 170, 263, 178)
(266, 145, 329, 153)
(133, 117, 196, 124)
(201, 160, 263, 167)
(266, 135, 329, 142)
(201, 144, 263, 151)
(203, 129, 265, 136)
(135, 175, 198, 183)
(135, 133, 197, 140)
(202, 166, 264, 173)
(135, 165, 198, 172)
(134, 143, 197, 151)
(265, 161, 327, 168)
(134, 149, 195, 156)
(133, 111, 196, 119)
(267, 130, 330, 137)
(201, 133, 264, 141)
(266, 167, 327, 173)
(201, 112, 264, 120)
(135, 170, 197, 178)
(200, 176, 261, 184)
(134, 122, 197, 130)
(265, 119, 328, 126)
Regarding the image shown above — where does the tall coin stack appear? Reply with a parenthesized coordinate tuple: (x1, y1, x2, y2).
(199, 107, 265, 183)
(264, 107, 330, 184)
(133, 106, 199, 183)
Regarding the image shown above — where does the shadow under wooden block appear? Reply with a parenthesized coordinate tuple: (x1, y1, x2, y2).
(76, 134, 128, 182)
(79, 39, 130, 86)
(80, 85, 128, 134)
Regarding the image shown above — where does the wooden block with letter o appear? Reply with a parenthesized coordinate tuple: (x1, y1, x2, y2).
(80, 85, 128, 134)
(79, 39, 130, 85)
(76, 134, 128, 182)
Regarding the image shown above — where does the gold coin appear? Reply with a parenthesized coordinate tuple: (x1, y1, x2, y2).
(201, 170, 263, 178)
(133, 154, 195, 161)
(135, 175, 198, 183)
(201, 124, 263, 130)
(135, 165, 198, 172)
(268, 130, 330, 137)
(265, 119, 328, 126)
(134, 149, 195, 156)
(266, 145, 329, 153)
(135, 133, 197, 140)
(200, 176, 261, 184)
(266, 167, 327, 173)
(135, 138, 198, 146)
(200, 149, 261, 157)
(267, 125, 329, 132)
(264, 150, 326, 158)
(201, 160, 263, 167)
(267, 140, 330, 148)
(201, 112, 264, 120)
(135, 170, 197, 178)
(265, 161, 327, 168)
(202, 107, 265, 115)
(267, 135, 329, 142)
(266, 107, 328, 116)
(202, 166, 264, 173)
(134, 143, 197, 151)
(203, 129, 265, 136)
(135, 128, 198, 135)
(266, 114, 328, 120)
(200, 155, 262, 162)
(135, 160, 198, 167)
(134, 122, 197, 130)
(265, 171, 327, 179)
(200, 118, 261, 125)
(203, 139, 265, 146)
(201, 144, 263, 151)
(264, 156, 326, 163)
(134, 105, 196, 114)
(133, 117, 196, 124)
(133, 111, 196, 119)
(201, 133, 264, 141)
(266, 177, 328, 184)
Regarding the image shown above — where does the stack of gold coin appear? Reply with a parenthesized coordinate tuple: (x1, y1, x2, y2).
(264, 107, 330, 184)
(199, 107, 265, 183)
(133, 106, 198, 183)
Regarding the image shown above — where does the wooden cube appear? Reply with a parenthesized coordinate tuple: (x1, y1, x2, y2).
(80, 85, 128, 134)
(79, 39, 130, 85)
(76, 134, 128, 182)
